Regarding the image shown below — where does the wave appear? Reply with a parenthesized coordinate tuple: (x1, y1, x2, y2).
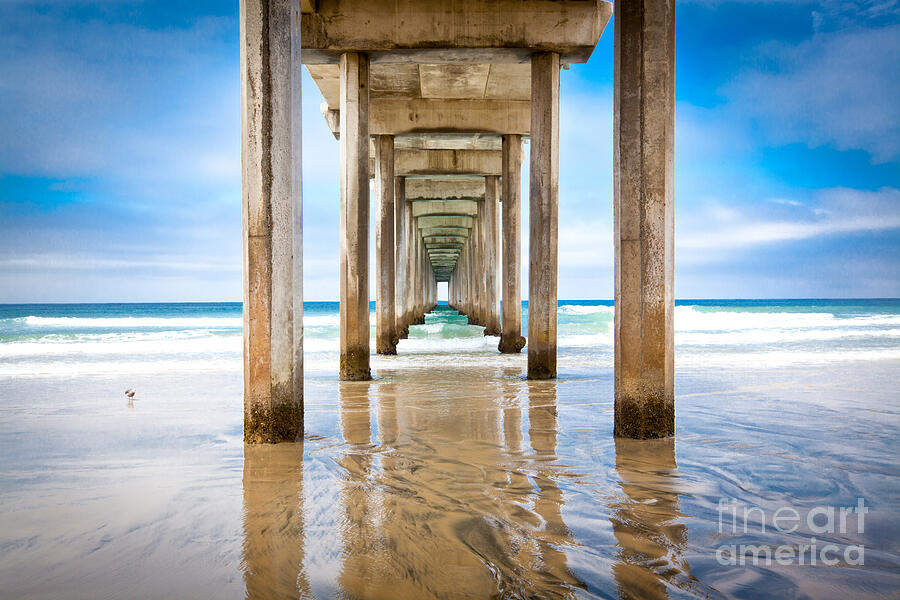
(673, 306, 900, 332)
(558, 305, 614, 315)
(22, 316, 243, 328)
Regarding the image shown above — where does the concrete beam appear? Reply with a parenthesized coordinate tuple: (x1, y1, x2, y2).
(417, 215, 474, 230)
(364, 148, 503, 177)
(406, 176, 485, 200)
(397, 149, 501, 176)
(424, 236, 467, 245)
(422, 227, 470, 238)
(301, 0, 612, 65)
(411, 200, 479, 218)
(396, 133, 501, 151)
(322, 98, 530, 136)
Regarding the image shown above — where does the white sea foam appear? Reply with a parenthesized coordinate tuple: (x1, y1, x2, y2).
(558, 305, 615, 315)
(673, 306, 900, 331)
(22, 316, 243, 328)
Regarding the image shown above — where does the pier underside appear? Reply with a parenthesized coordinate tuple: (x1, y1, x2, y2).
(241, 0, 674, 441)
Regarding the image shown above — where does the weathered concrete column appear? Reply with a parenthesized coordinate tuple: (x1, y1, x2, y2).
(394, 176, 408, 339)
(614, 0, 675, 438)
(405, 206, 416, 328)
(417, 233, 426, 321)
(476, 205, 487, 326)
(339, 52, 371, 381)
(499, 135, 526, 354)
(483, 175, 501, 336)
(528, 52, 560, 380)
(375, 135, 396, 355)
(240, 0, 303, 443)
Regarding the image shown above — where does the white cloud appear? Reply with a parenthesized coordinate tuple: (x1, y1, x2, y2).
(679, 187, 900, 252)
(723, 23, 900, 162)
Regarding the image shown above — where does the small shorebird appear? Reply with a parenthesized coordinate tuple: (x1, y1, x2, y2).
(125, 389, 136, 399)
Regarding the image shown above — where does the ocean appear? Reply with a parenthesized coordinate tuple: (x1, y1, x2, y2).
(1, 300, 898, 598)
(2, 299, 899, 376)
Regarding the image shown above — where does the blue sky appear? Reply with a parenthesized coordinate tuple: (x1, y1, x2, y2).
(0, 0, 897, 302)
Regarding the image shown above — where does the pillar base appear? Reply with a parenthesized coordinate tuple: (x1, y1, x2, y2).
(483, 327, 500, 337)
(375, 343, 397, 355)
(498, 335, 526, 354)
(244, 401, 303, 444)
(526, 364, 555, 380)
(398, 327, 409, 339)
(340, 348, 372, 381)
(613, 393, 675, 439)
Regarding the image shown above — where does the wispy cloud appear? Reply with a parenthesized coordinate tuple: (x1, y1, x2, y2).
(679, 187, 900, 252)
(723, 23, 900, 163)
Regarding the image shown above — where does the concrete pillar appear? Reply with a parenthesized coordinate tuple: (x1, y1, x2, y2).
(499, 135, 526, 354)
(476, 205, 487, 326)
(375, 135, 396, 355)
(395, 176, 408, 339)
(240, 0, 303, 443)
(614, 0, 675, 438)
(483, 175, 501, 336)
(528, 52, 560, 380)
(339, 52, 371, 381)
(417, 233, 426, 320)
(405, 198, 416, 329)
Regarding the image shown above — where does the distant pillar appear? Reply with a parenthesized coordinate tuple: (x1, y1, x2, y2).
(395, 176, 408, 339)
(528, 52, 560, 380)
(339, 52, 371, 381)
(405, 201, 416, 330)
(614, 0, 675, 438)
(499, 134, 526, 354)
(240, 0, 303, 443)
(415, 231, 424, 323)
(483, 175, 501, 336)
(375, 135, 396, 355)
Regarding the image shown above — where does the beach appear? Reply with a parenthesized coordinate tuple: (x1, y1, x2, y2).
(1, 301, 898, 598)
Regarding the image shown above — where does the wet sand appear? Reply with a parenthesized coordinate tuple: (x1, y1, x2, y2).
(1, 358, 899, 599)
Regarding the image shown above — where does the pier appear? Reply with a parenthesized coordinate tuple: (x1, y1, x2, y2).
(240, 0, 675, 442)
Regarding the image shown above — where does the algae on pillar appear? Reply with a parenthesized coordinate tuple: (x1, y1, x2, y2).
(375, 135, 397, 355)
(528, 52, 560, 380)
(339, 52, 371, 381)
(613, 0, 675, 438)
(240, 0, 303, 442)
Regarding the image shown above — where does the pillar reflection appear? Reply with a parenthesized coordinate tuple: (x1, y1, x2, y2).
(336, 381, 376, 598)
(241, 443, 310, 599)
(611, 438, 691, 600)
(525, 379, 584, 594)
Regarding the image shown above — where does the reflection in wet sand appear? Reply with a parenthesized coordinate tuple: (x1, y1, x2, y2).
(317, 371, 586, 599)
(611, 438, 697, 600)
(242, 443, 310, 599)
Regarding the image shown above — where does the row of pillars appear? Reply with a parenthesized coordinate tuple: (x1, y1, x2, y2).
(240, 0, 675, 442)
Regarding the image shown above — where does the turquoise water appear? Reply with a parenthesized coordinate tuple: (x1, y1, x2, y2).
(1, 299, 898, 376)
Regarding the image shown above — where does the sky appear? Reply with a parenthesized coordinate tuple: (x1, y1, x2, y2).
(0, 0, 898, 302)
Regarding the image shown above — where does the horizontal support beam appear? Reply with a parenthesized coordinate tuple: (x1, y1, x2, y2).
(406, 176, 485, 200)
(422, 227, 470, 238)
(323, 98, 530, 136)
(301, 0, 612, 64)
(412, 200, 479, 218)
(424, 236, 467, 244)
(367, 148, 502, 177)
(417, 215, 474, 229)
